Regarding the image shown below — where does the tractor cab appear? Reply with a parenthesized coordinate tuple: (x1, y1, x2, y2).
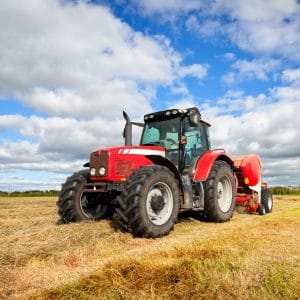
(140, 107, 211, 173)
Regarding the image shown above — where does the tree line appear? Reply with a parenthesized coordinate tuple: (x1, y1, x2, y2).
(0, 187, 300, 197)
(0, 190, 59, 197)
(269, 186, 300, 195)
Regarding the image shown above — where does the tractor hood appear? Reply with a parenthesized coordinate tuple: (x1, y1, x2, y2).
(89, 146, 165, 182)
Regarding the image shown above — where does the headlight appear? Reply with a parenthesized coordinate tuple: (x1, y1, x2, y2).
(90, 168, 96, 176)
(99, 167, 106, 176)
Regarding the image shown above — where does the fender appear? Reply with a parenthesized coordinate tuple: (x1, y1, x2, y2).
(146, 155, 181, 184)
(193, 150, 233, 181)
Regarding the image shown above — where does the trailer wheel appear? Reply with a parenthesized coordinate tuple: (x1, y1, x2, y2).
(57, 170, 109, 223)
(118, 165, 179, 238)
(257, 203, 266, 215)
(261, 188, 273, 213)
(203, 161, 236, 222)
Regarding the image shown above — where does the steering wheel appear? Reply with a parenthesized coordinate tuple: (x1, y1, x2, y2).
(166, 138, 177, 145)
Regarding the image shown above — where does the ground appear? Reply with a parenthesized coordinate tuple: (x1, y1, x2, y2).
(0, 196, 299, 299)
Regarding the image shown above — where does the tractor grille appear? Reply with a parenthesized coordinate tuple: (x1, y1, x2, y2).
(90, 151, 108, 177)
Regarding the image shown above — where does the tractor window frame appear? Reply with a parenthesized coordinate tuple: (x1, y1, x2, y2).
(140, 116, 182, 165)
(183, 119, 210, 166)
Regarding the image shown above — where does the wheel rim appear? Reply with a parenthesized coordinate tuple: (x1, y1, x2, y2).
(267, 194, 272, 210)
(217, 175, 233, 213)
(146, 182, 173, 226)
(79, 192, 107, 219)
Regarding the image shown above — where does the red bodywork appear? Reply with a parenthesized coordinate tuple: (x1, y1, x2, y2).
(89, 146, 165, 182)
(231, 155, 262, 212)
(89, 146, 263, 213)
(193, 149, 232, 181)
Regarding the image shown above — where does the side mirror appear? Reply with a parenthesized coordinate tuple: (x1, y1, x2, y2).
(188, 111, 200, 127)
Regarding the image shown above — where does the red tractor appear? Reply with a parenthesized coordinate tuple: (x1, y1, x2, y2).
(57, 107, 273, 238)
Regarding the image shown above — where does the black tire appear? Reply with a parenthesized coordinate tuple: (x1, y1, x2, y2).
(57, 170, 109, 223)
(257, 203, 266, 215)
(116, 165, 180, 238)
(114, 187, 130, 232)
(203, 161, 236, 222)
(261, 188, 273, 213)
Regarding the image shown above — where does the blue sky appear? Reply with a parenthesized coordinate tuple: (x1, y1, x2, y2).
(0, 0, 300, 190)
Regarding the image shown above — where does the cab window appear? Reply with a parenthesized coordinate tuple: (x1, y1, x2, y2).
(184, 120, 208, 165)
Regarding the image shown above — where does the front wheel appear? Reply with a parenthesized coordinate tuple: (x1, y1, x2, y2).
(117, 165, 180, 238)
(57, 170, 109, 223)
(203, 161, 236, 222)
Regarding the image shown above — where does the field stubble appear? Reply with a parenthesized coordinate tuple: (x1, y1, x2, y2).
(0, 196, 299, 299)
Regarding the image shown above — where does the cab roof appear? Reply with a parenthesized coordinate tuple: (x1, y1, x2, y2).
(144, 107, 211, 127)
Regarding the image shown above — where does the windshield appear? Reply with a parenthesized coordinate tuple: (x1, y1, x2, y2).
(141, 117, 181, 164)
(141, 117, 180, 149)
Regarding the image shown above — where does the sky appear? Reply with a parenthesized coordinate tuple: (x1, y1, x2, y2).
(0, 0, 300, 191)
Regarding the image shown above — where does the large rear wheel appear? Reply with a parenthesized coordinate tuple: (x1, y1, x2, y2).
(57, 170, 109, 223)
(203, 161, 236, 222)
(116, 165, 180, 238)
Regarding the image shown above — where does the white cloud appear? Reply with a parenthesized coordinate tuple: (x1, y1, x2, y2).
(0, 115, 26, 131)
(167, 98, 197, 110)
(216, 0, 300, 61)
(223, 52, 236, 61)
(222, 58, 281, 84)
(186, 15, 222, 37)
(282, 68, 300, 85)
(262, 158, 300, 186)
(232, 59, 281, 80)
(146, 0, 300, 62)
(19, 115, 125, 158)
(178, 64, 209, 79)
(22, 83, 152, 119)
(221, 72, 237, 86)
(0, 141, 42, 164)
(271, 86, 300, 102)
(0, 0, 205, 119)
(0, 139, 84, 175)
(170, 83, 190, 96)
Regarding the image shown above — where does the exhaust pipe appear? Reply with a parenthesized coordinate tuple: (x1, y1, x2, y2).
(123, 111, 132, 146)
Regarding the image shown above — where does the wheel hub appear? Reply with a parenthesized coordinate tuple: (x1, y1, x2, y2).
(146, 182, 174, 226)
(217, 175, 232, 213)
(150, 195, 165, 213)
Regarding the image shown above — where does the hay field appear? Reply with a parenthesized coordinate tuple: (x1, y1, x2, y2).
(0, 196, 299, 299)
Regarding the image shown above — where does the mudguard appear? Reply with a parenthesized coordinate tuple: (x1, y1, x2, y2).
(193, 150, 233, 181)
(146, 155, 181, 183)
